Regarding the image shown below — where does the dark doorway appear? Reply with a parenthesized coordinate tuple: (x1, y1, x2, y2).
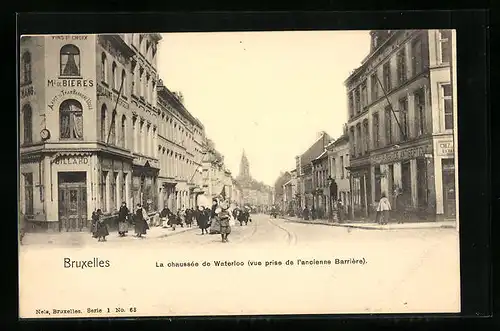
(442, 159, 456, 218)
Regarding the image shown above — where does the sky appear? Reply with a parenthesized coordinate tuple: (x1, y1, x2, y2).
(157, 31, 371, 186)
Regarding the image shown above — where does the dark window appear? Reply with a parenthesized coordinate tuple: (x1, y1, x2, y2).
(60, 44, 80, 76)
(121, 115, 126, 148)
(121, 69, 126, 94)
(60, 99, 83, 140)
(112, 62, 118, 90)
(361, 81, 368, 109)
(24, 173, 34, 215)
(415, 89, 426, 136)
(354, 89, 361, 114)
(100, 105, 107, 141)
(382, 62, 392, 91)
(439, 30, 452, 64)
(121, 173, 127, 203)
(385, 105, 392, 145)
(101, 52, 107, 83)
(442, 84, 454, 130)
(363, 120, 369, 153)
(411, 38, 423, 76)
(109, 111, 117, 145)
(370, 73, 378, 102)
(22, 52, 32, 84)
(22, 104, 32, 144)
(101, 171, 108, 212)
(397, 48, 407, 84)
(350, 127, 356, 156)
(373, 113, 380, 148)
(356, 124, 362, 156)
(398, 97, 409, 141)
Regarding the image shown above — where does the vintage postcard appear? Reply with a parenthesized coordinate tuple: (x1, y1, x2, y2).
(18, 30, 460, 318)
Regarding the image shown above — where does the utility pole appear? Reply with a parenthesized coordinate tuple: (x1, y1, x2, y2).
(106, 74, 125, 145)
(374, 73, 407, 141)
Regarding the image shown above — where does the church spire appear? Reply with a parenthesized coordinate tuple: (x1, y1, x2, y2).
(239, 149, 250, 179)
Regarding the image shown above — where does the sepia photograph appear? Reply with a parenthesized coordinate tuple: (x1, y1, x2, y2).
(18, 29, 460, 318)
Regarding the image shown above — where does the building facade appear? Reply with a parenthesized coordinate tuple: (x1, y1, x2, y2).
(19, 33, 161, 232)
(311, 151, 329, 218)
(345, 29, 456, 221)
(156, 80, 206, 213)
(326, 130, 351, 217)
(295, 132, 332, 210)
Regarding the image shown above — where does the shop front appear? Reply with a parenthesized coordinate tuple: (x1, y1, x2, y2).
(159, 180, 177, 211)
(348, 163, 371, 219)
(132, 158, 159, 214)
(370, 140, 436, 221)
(433, 138, 456, 220)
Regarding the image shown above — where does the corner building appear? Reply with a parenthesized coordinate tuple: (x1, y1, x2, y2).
(19, 33, 161, 232)
(345, 30, 456, 221)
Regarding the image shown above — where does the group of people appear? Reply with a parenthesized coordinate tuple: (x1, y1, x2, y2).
(91, 202, 150, 242)
(91, 197, 237, 243)
(232, 206, 252, 226)
(301, 199, 344, 222)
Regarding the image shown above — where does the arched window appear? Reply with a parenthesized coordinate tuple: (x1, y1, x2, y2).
(60, 99, 83, 140)
(112, 62, 118, 90)
(100, 105, 107, 141)
(109, 110, 117, 144)
(22, 104, 32, 144)
(121, 115, 126, 148)
(22, 52, 32, 85)
(101, 53, 108, 83)
(60, 44, 81, 77)
(121, 69, 127, 95)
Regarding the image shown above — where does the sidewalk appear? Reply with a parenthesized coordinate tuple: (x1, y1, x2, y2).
(21, 224, 198, 246)
(282, 216, 456, 230)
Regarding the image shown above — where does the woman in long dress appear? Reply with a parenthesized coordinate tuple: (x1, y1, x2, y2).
(196, 205, 210, 235)
(377, 193, 392, 225)
(117, 202, 130, 237)
(94, 209, 109, 242)
(134, 204, 150, 238)
(217, 201, 232, 243)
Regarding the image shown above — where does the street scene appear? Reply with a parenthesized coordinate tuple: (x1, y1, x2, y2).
(20, 213, 460, 315)
(18, 29, 460, 316)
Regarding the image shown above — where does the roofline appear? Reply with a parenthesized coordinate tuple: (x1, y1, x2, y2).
(344, 30, 406, 86)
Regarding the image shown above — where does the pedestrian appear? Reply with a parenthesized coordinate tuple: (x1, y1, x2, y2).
(134, 204, 150, 238)
(91, 210, 100, 238)
(94, 209, 109, 242)
(159, 206, 171, 228)
(394, 187, 406, 224)
(303, 206, 309, 220)
(168, 211, 178, 231)
(19, 211, 26, 245)
(209, 198, 220, 234)
(217, 201, 232, 243)
(337, 199, 343, 223)
(196, 205, 210, 235)
(185, 208, 193, 228)
(377, 193, 392, 225)
(117, 202, 129, 237)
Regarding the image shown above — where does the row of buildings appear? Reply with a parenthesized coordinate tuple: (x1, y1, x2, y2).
(278, 29, 457, 222)
(19, 33, 248, 232)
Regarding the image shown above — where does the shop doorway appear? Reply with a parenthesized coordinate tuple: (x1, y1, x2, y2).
(58, 172, 87, 232)
(401, 161, 412, 207)
(442, 159, 456, 219)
